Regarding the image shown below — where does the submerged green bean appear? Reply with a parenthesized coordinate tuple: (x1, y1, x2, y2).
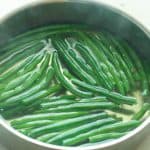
(0, 55, 34, 83)
(0, 67, 54, 107)
(75, 43, 113, 89)
(76, 32, 124, 94)
(12, 120, 53, 129)
(48, 118, 115, 144)
(11, 112, 87, 126)
(0, 41, 44, 74)
(23, 84, 62, 105)
(132, 103, 150, 120)
(28, 113, 107, 138)
(0, 51, 52, 102)
(89, 132, 127, 143)
(62, 120, 140, 146)
(41, 100, 75, 108)
(120, 40, 149, 95)
(96, 33, 134, 89)
(4, 71, 31, 91)
(18, 50, 45, 75)
(37, 133, 59, 142)
(0, 24, 85, 57)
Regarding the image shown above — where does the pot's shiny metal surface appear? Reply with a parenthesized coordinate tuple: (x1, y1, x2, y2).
(0, 1, 149, 150)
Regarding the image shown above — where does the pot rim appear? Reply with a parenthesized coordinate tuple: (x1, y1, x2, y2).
(0, 0, 149, 150)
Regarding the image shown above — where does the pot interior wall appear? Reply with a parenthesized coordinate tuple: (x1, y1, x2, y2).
(0, 1, 149, 60)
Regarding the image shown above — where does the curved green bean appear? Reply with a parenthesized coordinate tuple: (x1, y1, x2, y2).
(72, 78, 136, 105)
(52, 38, 96, 85)
(52, 52, 92, 98)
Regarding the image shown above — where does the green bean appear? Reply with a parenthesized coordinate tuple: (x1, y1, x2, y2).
(119, 40, 149, 95)
(1, 47, 43, 92)
(0, 52, 52, 102)
(4, 72, 31, 91)
(37, 133, 58, 142)
(62, 69, 75, 80)
(72, 78, 136, 105)
(0, 55, 34, 83)
(43, 101, 118, 112)
(67, 47, 94, 78)
(132, 103, 150, 120)
(0, 84, 4, 92)
(40, 97, 107, 109)
(41, 100, 75, 108)
(0, 27, 148, 147)
(1, 105, 25, 119)
(87, 34, 125, 94)
(23, 84, 62, 105)
(1, 49, 44, 91)
(75, 43, 113, 89)
(0, 40, 36, 62)
(117, 72, 129, 94)
(93, 34, 128, 93)
(0, 41, 38, 66)
(0, 24, 87, 57)
(77, 32, 124, 93)
(0, 79, 57, 108)
(89, 132, 127, 143)
(1, 68, 54, 101)
(0, 25, 81, 62)
(48, 95, 76, 101)
(109, 106, 134, 115)
(0, 41, 44, 74)
(100, 63, 115, 86)
(115, 53, 131, 93)
(62, 120, 140, 145)
(18, 50, 45, 75)
(52, 52, 92, 98)
(11, 112, 87, 126)
(65, 37, 96, 77)
(33, 99, 75, 112)
(79, 96, 107, 103)
(143, 60, 150, 86)
(28, 113, 107, 138)
(52, 38, 96, 85)
(18, 129, 31, 135)
(102, 49, 129, 93)
(48, 118, 115, 145)
(96, 33, 134, 89)
(101, 33, 140, 81)
(12, 120, 53, 129)
(0, 65, 54, 105)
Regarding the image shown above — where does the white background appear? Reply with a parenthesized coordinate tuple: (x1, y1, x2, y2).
(0, 0, 149, 150)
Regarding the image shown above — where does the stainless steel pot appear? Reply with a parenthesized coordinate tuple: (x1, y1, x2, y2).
(0, 0, 149, 150)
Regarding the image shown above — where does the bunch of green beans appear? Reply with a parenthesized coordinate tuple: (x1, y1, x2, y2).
(0, 25, 149, 147)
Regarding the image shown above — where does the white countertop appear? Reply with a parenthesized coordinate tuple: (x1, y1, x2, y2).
(0, 0, 149, 150)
